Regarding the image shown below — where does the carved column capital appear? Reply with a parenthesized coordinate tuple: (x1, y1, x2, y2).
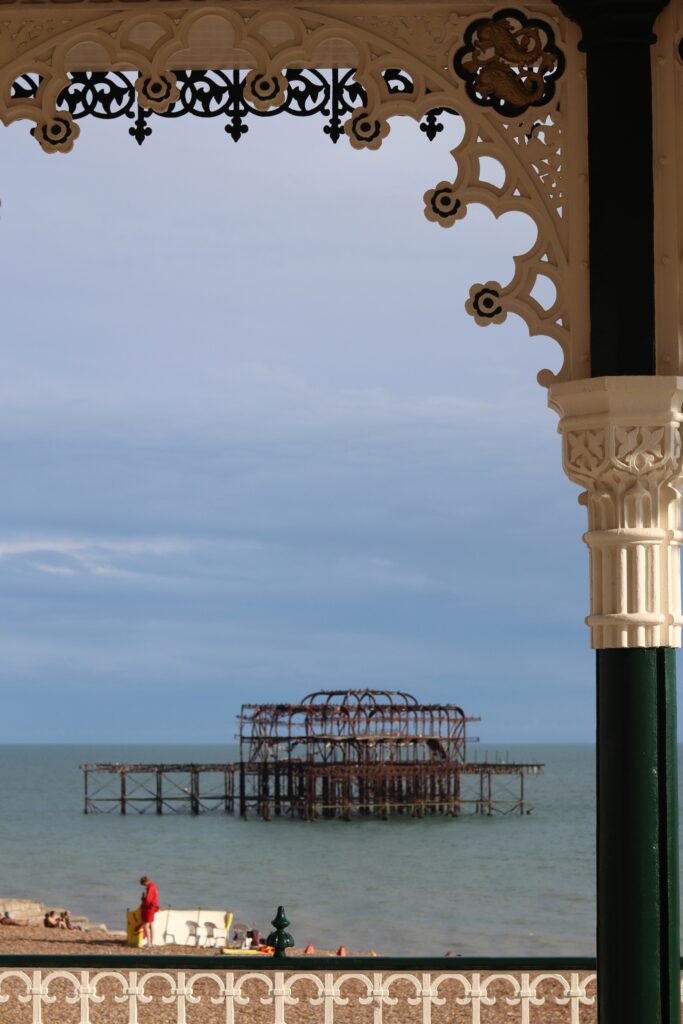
(549, 376, 683, 648)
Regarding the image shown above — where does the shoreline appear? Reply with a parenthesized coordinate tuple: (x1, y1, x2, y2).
(0, 926, 351, 957)
(0, 900, 375, 957)
(0, 902, 598, 1022)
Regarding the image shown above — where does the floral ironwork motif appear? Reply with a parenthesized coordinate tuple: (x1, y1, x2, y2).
(244, 71, 288, 111)
(345, 108, 390, 149)
(136, 72, 179, 113)
(423, 181, 465, 227)
(566, 429, 607, 475)
(11, 68, 457, 147)
(30, 112, 78, 152)
(565, 425, 681, 482)
(466, 282, 506, 324)
(453, 9, 564, 116)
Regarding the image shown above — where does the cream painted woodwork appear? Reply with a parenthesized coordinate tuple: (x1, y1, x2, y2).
(4, 0, 683, 649)
(0, 0, 588, 385)
(550, 376, 683, 649)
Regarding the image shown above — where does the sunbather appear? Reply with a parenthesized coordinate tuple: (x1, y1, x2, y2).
(0, 912, 28, 927)
(59, 911, 85, 931)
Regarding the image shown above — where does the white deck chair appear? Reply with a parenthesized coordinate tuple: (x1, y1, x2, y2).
(199, 910, 233, 947)
(185, 918, 206, 946)
(163, 908, 204, 946)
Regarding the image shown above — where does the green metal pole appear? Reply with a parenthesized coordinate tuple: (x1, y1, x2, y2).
(597, 649, 679, 1023)
(553, 2, 679, 1018)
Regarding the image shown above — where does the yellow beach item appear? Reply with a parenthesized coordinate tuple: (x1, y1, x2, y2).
(221, 947, 272, 956)
(126, 908, 144, 948)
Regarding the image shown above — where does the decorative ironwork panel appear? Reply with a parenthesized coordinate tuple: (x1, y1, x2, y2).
(11, 68, 456, 146)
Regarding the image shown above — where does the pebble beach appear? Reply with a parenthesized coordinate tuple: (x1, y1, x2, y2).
(0, 918, 597, 1024)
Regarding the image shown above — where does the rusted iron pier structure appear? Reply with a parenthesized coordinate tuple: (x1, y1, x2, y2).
(82, 690, 542, 818)
(237, 690, 541, 819)
(81, 762, 237, 815)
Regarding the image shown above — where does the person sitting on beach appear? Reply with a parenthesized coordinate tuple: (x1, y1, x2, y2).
(44, 910, 65, 929)
(59, 911, 85, 932)
(58, 917, 82, 933)
(0, 912, 29, 927)
(139, 876, 159, 947)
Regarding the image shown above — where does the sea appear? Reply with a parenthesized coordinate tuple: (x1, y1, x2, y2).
(0, 742, 653, 956)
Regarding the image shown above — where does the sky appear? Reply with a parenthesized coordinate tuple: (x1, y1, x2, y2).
(0, 101, 614, 743)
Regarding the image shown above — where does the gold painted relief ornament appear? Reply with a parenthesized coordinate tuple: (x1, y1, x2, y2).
(31, 111, 78, 153)
(135, 72, 179, 113)
(465, 281, 506, 324)
(423, 182, 466, 227)
(344, 109, 390, 150)
(453, 8, 565, 116)
(244, 72, 288, 112)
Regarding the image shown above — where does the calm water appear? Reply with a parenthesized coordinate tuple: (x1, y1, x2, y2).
(0, 742, 640, 955)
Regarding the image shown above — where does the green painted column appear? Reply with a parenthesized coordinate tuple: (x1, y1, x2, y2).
(554, 0, 679, 1018)
(550, 377, 683, 1023)
(597, 650, 679, 1023)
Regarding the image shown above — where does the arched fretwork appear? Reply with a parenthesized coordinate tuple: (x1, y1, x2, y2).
(0, 2, 589, 387)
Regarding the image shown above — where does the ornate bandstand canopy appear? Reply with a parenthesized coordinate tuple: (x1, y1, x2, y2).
(1, 0, 681, 1020)
(2, 3, 589, 379)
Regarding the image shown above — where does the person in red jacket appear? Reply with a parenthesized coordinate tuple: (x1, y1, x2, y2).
(139, 876, 159, 947)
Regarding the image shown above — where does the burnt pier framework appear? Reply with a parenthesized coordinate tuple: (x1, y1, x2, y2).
(81, 689, 542, 819)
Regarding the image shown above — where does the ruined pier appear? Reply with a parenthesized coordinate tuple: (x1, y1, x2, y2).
(82, 689, 543, 818)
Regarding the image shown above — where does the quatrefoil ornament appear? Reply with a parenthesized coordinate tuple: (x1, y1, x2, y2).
(454, 8, 565, 117)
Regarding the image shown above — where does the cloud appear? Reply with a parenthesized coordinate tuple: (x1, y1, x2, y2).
(0, 537, 194, 559)
(0, 108, 581, 741)
(0, 531, 460, 598)
(29, 561, 78, 576)
(0, 535, 203, 583)
(0, 362, 541, 447)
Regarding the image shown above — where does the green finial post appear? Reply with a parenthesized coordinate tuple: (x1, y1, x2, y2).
(267, 906, 295, 958)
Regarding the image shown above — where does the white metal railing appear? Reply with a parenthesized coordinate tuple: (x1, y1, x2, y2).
(0, 967, 598, 1023)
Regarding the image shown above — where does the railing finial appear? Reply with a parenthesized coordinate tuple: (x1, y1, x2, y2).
(267, 906, 294, 958)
